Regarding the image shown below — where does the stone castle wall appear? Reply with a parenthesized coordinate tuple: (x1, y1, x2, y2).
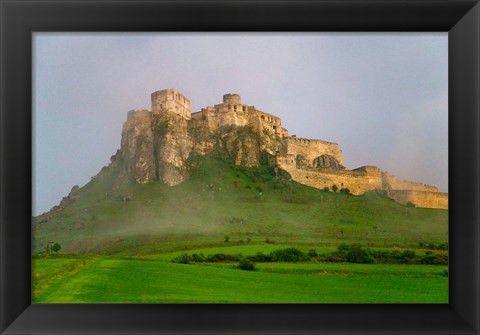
(387, 190, 448, 209)
(283, 136, 344, 167)
(282, 165, 383, 195)
(382, 172, 438, 192)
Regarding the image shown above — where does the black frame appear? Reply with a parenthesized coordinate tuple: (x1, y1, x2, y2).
(1, 1, 479, 334)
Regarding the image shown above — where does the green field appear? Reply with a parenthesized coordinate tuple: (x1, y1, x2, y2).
(33, 252, 448, 303)
(32, 154, 448, 303)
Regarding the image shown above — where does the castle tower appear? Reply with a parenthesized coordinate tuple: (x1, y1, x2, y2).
(151, 88, 191, 120)
(223, 93, 241, 105)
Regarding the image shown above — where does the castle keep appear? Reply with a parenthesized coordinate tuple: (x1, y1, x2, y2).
(113, 88, 448, 209)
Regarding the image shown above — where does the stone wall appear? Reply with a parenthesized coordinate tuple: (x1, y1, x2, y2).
(282, 165, 383, 195)
(283, 136, 344, 167)
(382, 172, 438, 192)
(387, 190, 448, 209)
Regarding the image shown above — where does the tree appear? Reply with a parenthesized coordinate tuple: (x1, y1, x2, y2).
(332, 184, 338, 193)
(224, 235, 230, 243)
(52, 242, 62, 254)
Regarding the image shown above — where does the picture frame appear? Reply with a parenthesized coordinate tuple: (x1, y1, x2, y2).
(1, 1, 479, 334)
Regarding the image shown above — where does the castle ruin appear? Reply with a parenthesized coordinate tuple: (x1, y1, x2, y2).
(113, 88, 448, 209)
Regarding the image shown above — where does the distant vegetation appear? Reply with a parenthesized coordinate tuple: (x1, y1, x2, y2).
(171, 244, 448, 266)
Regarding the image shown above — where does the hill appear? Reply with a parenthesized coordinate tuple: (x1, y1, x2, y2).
(32, 152, 448, 255)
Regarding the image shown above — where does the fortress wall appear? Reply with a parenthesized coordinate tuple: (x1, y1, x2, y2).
(387, 190, 448, 209)
(151, 88, 191, 120)
(382, 172, 438, 192)
(285, 137, 344, 166)
(281, 165, 383, 195)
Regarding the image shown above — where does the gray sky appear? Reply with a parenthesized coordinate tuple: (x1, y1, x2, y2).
(33, 32, 448, 215)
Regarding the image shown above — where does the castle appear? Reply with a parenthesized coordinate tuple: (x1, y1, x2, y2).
(112, 88, 448, 209)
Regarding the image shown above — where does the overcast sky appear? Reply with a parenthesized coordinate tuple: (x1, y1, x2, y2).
(33, 32, 448, 215)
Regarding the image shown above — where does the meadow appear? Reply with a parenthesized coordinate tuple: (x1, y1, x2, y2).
(32, 153, 448, 303)
(32, 248, 448, 303)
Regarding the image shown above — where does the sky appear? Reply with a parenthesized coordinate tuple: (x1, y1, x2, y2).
(33, 32, 448, 215)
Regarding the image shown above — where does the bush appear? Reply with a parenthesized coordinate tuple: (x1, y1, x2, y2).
(322, 186, 330, 192)
(271, 248, 309, 262)
(224, 235, 230, 243)
(421, 253, 448, 265)
(332, 184, 338, 193)
(207, 253, 242, 262)
(345, 244, 375, 264)
(339, 188, 351, 195)
(307, 249, 318, 258)
(238, 258, 256, 271)
(52, 242, 62, 254)
(172, 253, 192, 264)
(247, 252, 273, 262)
(191, 253, 206, 262)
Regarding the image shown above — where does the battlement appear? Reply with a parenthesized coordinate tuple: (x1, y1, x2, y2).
(151, 88, 191, 119)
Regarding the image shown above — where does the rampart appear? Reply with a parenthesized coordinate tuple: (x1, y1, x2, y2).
(387, 190, 448, 209)
(382, 172, 438, 192)
(283, 136, 344, 166)
(281, 165, 383, 195)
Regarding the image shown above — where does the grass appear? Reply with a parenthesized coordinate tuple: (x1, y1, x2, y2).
(32, 256, 448, 303)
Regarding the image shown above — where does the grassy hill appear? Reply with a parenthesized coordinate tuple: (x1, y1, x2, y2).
(32, 152, 448, 255)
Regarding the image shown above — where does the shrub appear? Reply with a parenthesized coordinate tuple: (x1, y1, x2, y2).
(172, 253, 192, 264)
(322, 186, 330, 192)
(438, 243, 448, 250)
(247, 252, 273, 262)
(271, 248, 309, 262)
(339, 187, 351, 195)
(238, 258, 256, 271)
(52, 242, 62, 254)
(332, 184, 338, 193)
(265, 238, 275, 244)
(207, 253, 242, 262)
(224, 235, 230, 243)
(191, 253, 206, 263)
(345, 244, 375, 264)
(421, 253, 448, 265)
(307, 249, 318, 258)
